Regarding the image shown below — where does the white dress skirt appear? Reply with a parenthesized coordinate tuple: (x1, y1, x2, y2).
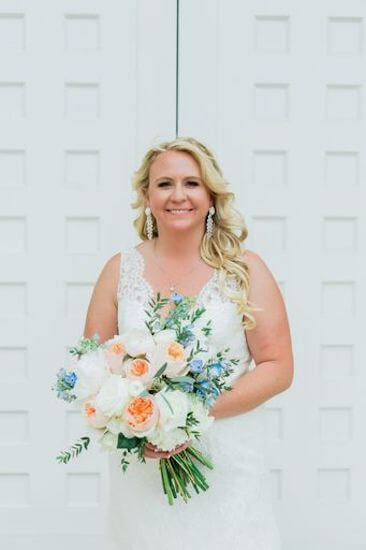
(105, 248, 282, 550)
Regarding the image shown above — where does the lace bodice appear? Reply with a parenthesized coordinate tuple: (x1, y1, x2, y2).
(116, 247, 254, 384)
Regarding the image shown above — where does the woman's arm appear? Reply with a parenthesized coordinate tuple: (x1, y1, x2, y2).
(209, 249, 294, 419)
(83, 252, 121, 344)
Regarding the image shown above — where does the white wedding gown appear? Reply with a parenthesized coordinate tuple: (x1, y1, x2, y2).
(105, 247, 282, 549)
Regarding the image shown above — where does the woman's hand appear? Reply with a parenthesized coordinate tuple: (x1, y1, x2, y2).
(144, 439, 191, 459)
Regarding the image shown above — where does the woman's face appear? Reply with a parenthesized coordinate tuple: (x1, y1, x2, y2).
(145, 150, 212, 236)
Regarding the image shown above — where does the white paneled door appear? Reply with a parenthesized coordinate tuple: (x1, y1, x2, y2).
(178, 1, 366, 549)
(0, 0, 176, 545)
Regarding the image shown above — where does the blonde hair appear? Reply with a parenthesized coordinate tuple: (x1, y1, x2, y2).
(131, 136, 261, 330)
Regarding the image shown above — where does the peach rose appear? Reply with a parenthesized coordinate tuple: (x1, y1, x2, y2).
(103, 340, 126, 375)
(83, 399, 109, 429)
(125, 358, 156, 388)
(122, 395, 159, 437)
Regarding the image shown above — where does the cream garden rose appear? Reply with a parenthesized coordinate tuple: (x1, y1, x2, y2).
(148, 340, 189, 377)
(82, 399, 110, 429)
(103, 336, 127, 375)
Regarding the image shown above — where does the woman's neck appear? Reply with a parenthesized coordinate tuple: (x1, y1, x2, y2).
(151, 227, 204, 262)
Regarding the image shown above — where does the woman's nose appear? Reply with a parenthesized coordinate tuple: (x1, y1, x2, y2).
(171, 183, 186, 200)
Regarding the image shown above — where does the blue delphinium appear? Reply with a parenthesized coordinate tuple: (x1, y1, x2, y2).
(52, 368, 77, 402)
(181, 381, 194, 393)
(170, 291, 183, 305)
(189, 359, 204, 373)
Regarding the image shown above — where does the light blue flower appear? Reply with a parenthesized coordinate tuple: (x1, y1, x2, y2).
(189, 359, 203, 373)
(209, 362, 224, 376)
(63, 371, 77, 388)
(170, 291, 183, 304)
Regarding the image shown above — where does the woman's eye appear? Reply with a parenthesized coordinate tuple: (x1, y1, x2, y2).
(158, 181, 171, 187)
(186, 181, 199, 186)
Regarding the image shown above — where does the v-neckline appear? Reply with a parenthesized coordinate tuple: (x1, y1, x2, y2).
(133, 246, 217, 302)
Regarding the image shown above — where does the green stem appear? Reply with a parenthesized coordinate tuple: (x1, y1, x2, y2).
(160, 459, 174, 505)
(165, 458, 189, 503)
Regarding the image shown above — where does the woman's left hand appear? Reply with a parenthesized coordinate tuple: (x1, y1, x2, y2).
(144, 439, 191, 459)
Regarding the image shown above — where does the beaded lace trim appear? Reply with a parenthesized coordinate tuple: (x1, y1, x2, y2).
(117, 247, 239, 307)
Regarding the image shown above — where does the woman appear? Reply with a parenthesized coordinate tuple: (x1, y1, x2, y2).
(83, 137, 293, 549)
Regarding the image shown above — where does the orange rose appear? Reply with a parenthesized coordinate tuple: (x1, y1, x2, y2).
(123, 396, 159, 437)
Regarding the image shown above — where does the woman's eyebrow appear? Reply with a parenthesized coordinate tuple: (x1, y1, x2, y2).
(153, 176, 202, 183)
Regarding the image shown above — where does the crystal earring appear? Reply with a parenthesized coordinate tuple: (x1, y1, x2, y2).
(206, 206, 215, 237)
(144, 206, 153, 240)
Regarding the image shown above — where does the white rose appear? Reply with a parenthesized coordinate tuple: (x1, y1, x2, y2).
(120, 328, 155, 357)
(148, 427, 188, 452)
(153, 329, 176, 345)
(127, 379, 145, 397)
(73, 348, 109, 400)
(107, 416, 135, 438)
(155, 389, 189, 432)
(99, 431, 118, 451)
(95, 375, 129, 417)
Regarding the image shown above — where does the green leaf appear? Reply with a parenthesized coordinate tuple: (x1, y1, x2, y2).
(153, 362, 167, 379)
(117, 433, 140, 450)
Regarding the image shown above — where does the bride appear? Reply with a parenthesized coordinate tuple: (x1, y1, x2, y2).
(83, 136, 293, 548)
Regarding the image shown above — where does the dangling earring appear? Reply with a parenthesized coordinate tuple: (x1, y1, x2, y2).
(144, 206, 153, 240)
(206, 206, 215, 237)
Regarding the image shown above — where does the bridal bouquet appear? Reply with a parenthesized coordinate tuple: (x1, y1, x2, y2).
(52, 292, 238, 505)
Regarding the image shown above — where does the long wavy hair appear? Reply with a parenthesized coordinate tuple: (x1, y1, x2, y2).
(131, 136, 261, 330)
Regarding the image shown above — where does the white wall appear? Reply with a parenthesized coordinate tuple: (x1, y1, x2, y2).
(0, 1, 365, 548)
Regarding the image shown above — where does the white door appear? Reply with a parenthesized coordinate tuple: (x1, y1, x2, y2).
(0, 1, 176, 547)
(178, 1, 366, 549)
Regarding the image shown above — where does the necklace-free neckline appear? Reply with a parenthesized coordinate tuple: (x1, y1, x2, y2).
(133, 246, 217, 301)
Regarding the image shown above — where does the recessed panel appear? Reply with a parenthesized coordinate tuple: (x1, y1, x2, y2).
(254, 16, 290, 53)
(251, 217, 286, 253)
(65, 472, 100, 506)
(317, 468, 351, 500)
(320, 345, 353, 378)
(0, 347, 27, 381)
(65, 217, 100, 253)
(323, 217, 357, 252)
(64, 150, 100, 189)
(327, 17, 363, 55)
(270, 468, 282, 500)
(0, 83, 25, 119)
(0, 411, 29, 444)
(0, 283, 27, 317)
(319, 407, 352, 442)
(321, 282, 354, 316)
(252, 151, 287, 186)
(0, 14, 25, 52)
(65, 283, 94, 317)
(326, 85, 360, 121)
(324, 151, 359, 187)
(254, 84, 289, 120)
(0, 150, 26, 187)
(64, 83, 100, 120)
(64, 14, 100, 51)
(0, 473, 30, 506)
(0, 217, 26, 253)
